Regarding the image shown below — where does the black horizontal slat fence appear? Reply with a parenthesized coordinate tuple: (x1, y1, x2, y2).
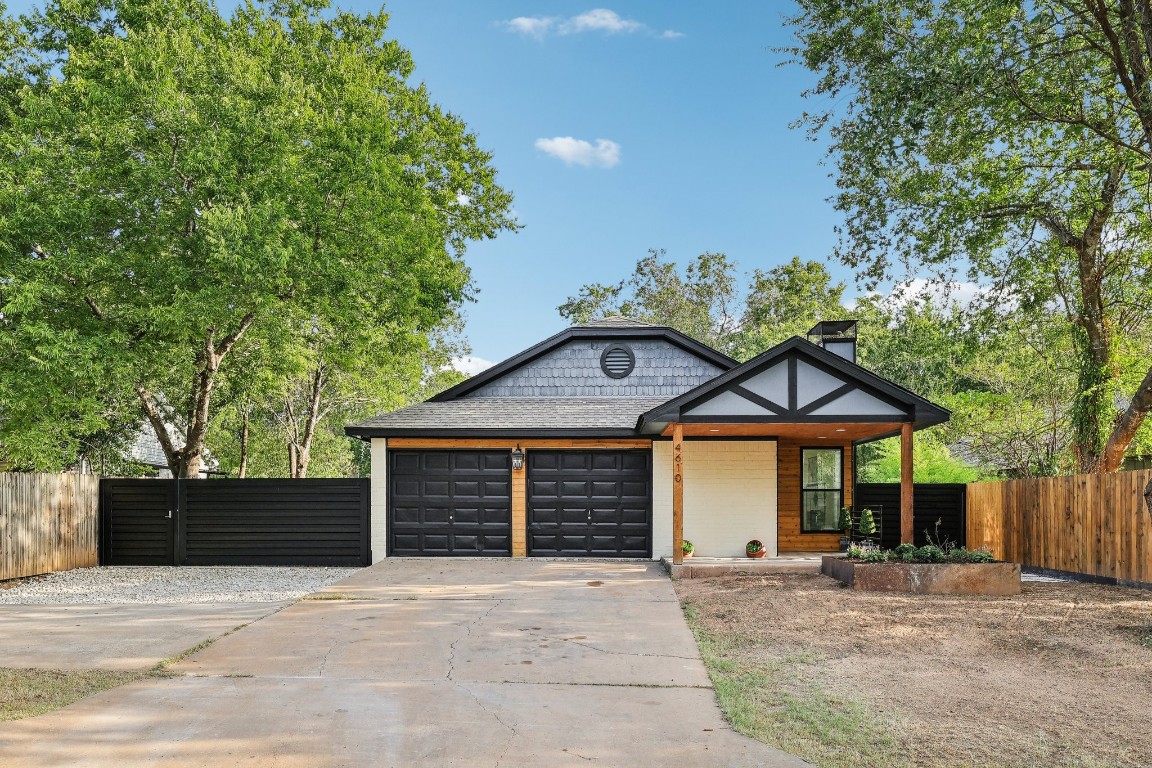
(101, 478, 370, 567)
(854, 483, 967, 550)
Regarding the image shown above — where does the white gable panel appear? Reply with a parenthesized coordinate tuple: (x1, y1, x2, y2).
(808, 388, 908, 417)
(739, 362, 789, 406)
(685, 389, 774, 417)
(795, 360, 847, 409)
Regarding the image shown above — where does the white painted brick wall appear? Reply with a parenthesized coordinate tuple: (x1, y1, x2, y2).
(370, 438, 388, 562)
(652, 440, 778, 559)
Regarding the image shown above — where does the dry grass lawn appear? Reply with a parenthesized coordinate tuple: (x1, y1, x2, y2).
(0, 668, 147, 721)
(676, 573, 1152, 768)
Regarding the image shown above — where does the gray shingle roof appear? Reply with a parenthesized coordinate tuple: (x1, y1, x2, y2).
(347, 397, 670, 436)
(573, 316, 659, 328)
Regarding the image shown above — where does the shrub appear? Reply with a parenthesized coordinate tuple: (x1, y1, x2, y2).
(893, 543, 917, 561)
(845, 542, 998, 564)
(915, 545, 947, 563)
(858, 508, 877, 538)
(837, 507, 853, 534)
(682, 539, 695, 555)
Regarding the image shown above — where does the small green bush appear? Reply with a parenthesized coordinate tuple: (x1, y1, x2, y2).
(893, 543, 917, 561)
(915, 545, 947, 563)
(846, 543, 998, 564)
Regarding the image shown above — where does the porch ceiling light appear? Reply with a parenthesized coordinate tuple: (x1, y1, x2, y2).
(511, 445, 525, 471)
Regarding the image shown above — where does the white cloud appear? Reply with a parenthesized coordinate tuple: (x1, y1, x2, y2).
(452, 356, 496, 376)
(562, 9, 644, 34)
(846, 279, 986, 312)
(504, 8, 681, 40)
(505, 16, 556, 39)
(535, 137, 621, 168)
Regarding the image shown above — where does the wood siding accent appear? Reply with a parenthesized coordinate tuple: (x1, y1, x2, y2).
(512, 466, 527, 557)
(967, 470, 1152, 586)
(387, 438, 652, 449)
(1, 472, 99, 580)
(777, 439, 853, 552)
(901, 421, 914, 544)
(672, 423, 684, 564)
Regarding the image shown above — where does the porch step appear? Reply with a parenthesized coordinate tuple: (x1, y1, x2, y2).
(661, 554, 837, 580)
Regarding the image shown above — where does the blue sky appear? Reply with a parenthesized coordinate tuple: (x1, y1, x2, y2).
(374, 2, 845, 369)
(6, 0, 849, 368)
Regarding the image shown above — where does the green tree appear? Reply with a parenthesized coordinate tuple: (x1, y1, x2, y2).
(0, 0, 515, 476)
(558, 250, 742, 354)
(789, 0, 1152, 473)
(558, 251, 846, 361)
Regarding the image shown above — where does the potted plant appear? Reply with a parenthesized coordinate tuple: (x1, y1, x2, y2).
(681, 539, 695, 558)
(858, 507, 877, 544)
(837, 507, 853, 552)
(746, 539, 766, 559)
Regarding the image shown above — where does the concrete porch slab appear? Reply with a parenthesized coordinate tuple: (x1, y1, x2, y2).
(662, 554, 835, 580)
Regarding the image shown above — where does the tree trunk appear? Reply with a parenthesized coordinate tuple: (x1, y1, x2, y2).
(1097, 364, 1152, 472)
(238, 409, 250, 479)
(289, 364, 326, 479)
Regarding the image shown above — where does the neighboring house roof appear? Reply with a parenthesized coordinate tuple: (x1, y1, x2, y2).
(128, 430, 169, 468)
(345, 397, 671, 438)
(638, 336, 950, 436)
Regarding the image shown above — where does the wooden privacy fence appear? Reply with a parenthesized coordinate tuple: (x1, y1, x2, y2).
(967, 470, 1152, 587)
(1, 472, 100, 580)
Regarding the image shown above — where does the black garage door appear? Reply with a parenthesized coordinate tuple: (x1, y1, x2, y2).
(528, 450, 651, 557)
(388, 451, 512, 556)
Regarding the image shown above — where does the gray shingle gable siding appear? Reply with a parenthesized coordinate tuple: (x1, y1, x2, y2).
(465, 339, 724, 398)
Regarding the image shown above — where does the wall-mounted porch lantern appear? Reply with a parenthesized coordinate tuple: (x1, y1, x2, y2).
(511, 445, 525, 471)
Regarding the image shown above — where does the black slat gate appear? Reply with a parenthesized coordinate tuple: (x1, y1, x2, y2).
(854, 483, 967, 550)
(100, 478, 371, 566)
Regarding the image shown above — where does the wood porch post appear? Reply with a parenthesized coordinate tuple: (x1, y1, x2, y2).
(900, 421, 914, 545)
(672, 422, 684, 565)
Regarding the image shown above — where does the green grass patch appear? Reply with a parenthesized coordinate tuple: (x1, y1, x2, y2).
(681, 599, 909, 768)
(0, 668, 147, 721)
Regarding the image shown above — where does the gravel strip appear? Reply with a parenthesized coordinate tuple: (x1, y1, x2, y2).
(0, 566, 362, 604)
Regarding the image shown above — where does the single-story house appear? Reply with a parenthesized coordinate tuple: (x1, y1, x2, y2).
(346, 317, 948, 562)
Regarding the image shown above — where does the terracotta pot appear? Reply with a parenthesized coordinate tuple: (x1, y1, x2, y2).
(683, 550, 694, 558)
(746, 549, 766, 559)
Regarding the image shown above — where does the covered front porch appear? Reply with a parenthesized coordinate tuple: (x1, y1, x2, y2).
(637, 331, 950, 565)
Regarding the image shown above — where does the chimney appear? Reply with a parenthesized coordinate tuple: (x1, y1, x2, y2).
(807, 320, 857, 363)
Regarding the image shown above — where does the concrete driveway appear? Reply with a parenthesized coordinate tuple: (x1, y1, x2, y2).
(0, 560, 807, 767)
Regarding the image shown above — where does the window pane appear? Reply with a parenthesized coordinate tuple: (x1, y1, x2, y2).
(803, 491, 841, 532)
(802, 449, 841, 490)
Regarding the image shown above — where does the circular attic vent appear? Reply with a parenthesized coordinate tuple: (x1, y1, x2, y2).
(600, 344, 636, 379)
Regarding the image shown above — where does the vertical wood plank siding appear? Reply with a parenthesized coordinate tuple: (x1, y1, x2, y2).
(0, 473, 100, 580)
(967, 470, 1152, 586)
(777, 438, 853, 552)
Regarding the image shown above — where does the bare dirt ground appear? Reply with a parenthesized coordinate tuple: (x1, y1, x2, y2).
(676, 573, 1152, 768)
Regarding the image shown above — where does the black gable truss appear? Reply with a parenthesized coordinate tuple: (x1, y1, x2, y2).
(639, 337, 950, 432)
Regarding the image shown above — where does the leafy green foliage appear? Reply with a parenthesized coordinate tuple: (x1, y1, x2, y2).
(0, 0, 516, 475)
(857, 508, 877, 538)
(788, 0, 1152, 472)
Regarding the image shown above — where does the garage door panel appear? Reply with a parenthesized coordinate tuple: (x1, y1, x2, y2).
(528, 450, 651, 558)
(388, 450, 512, 557)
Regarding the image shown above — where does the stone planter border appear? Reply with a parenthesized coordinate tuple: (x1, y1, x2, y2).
(821, 555, 1021, 595)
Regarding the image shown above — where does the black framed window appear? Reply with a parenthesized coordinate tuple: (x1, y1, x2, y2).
(801, 447, 843, 533)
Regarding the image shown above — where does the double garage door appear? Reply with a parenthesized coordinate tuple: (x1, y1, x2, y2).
(388, 449, 651, 557)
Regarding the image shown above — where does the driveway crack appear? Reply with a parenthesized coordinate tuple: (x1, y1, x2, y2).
(446, 599, 501, 681)
(561, 637, 698, 661)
